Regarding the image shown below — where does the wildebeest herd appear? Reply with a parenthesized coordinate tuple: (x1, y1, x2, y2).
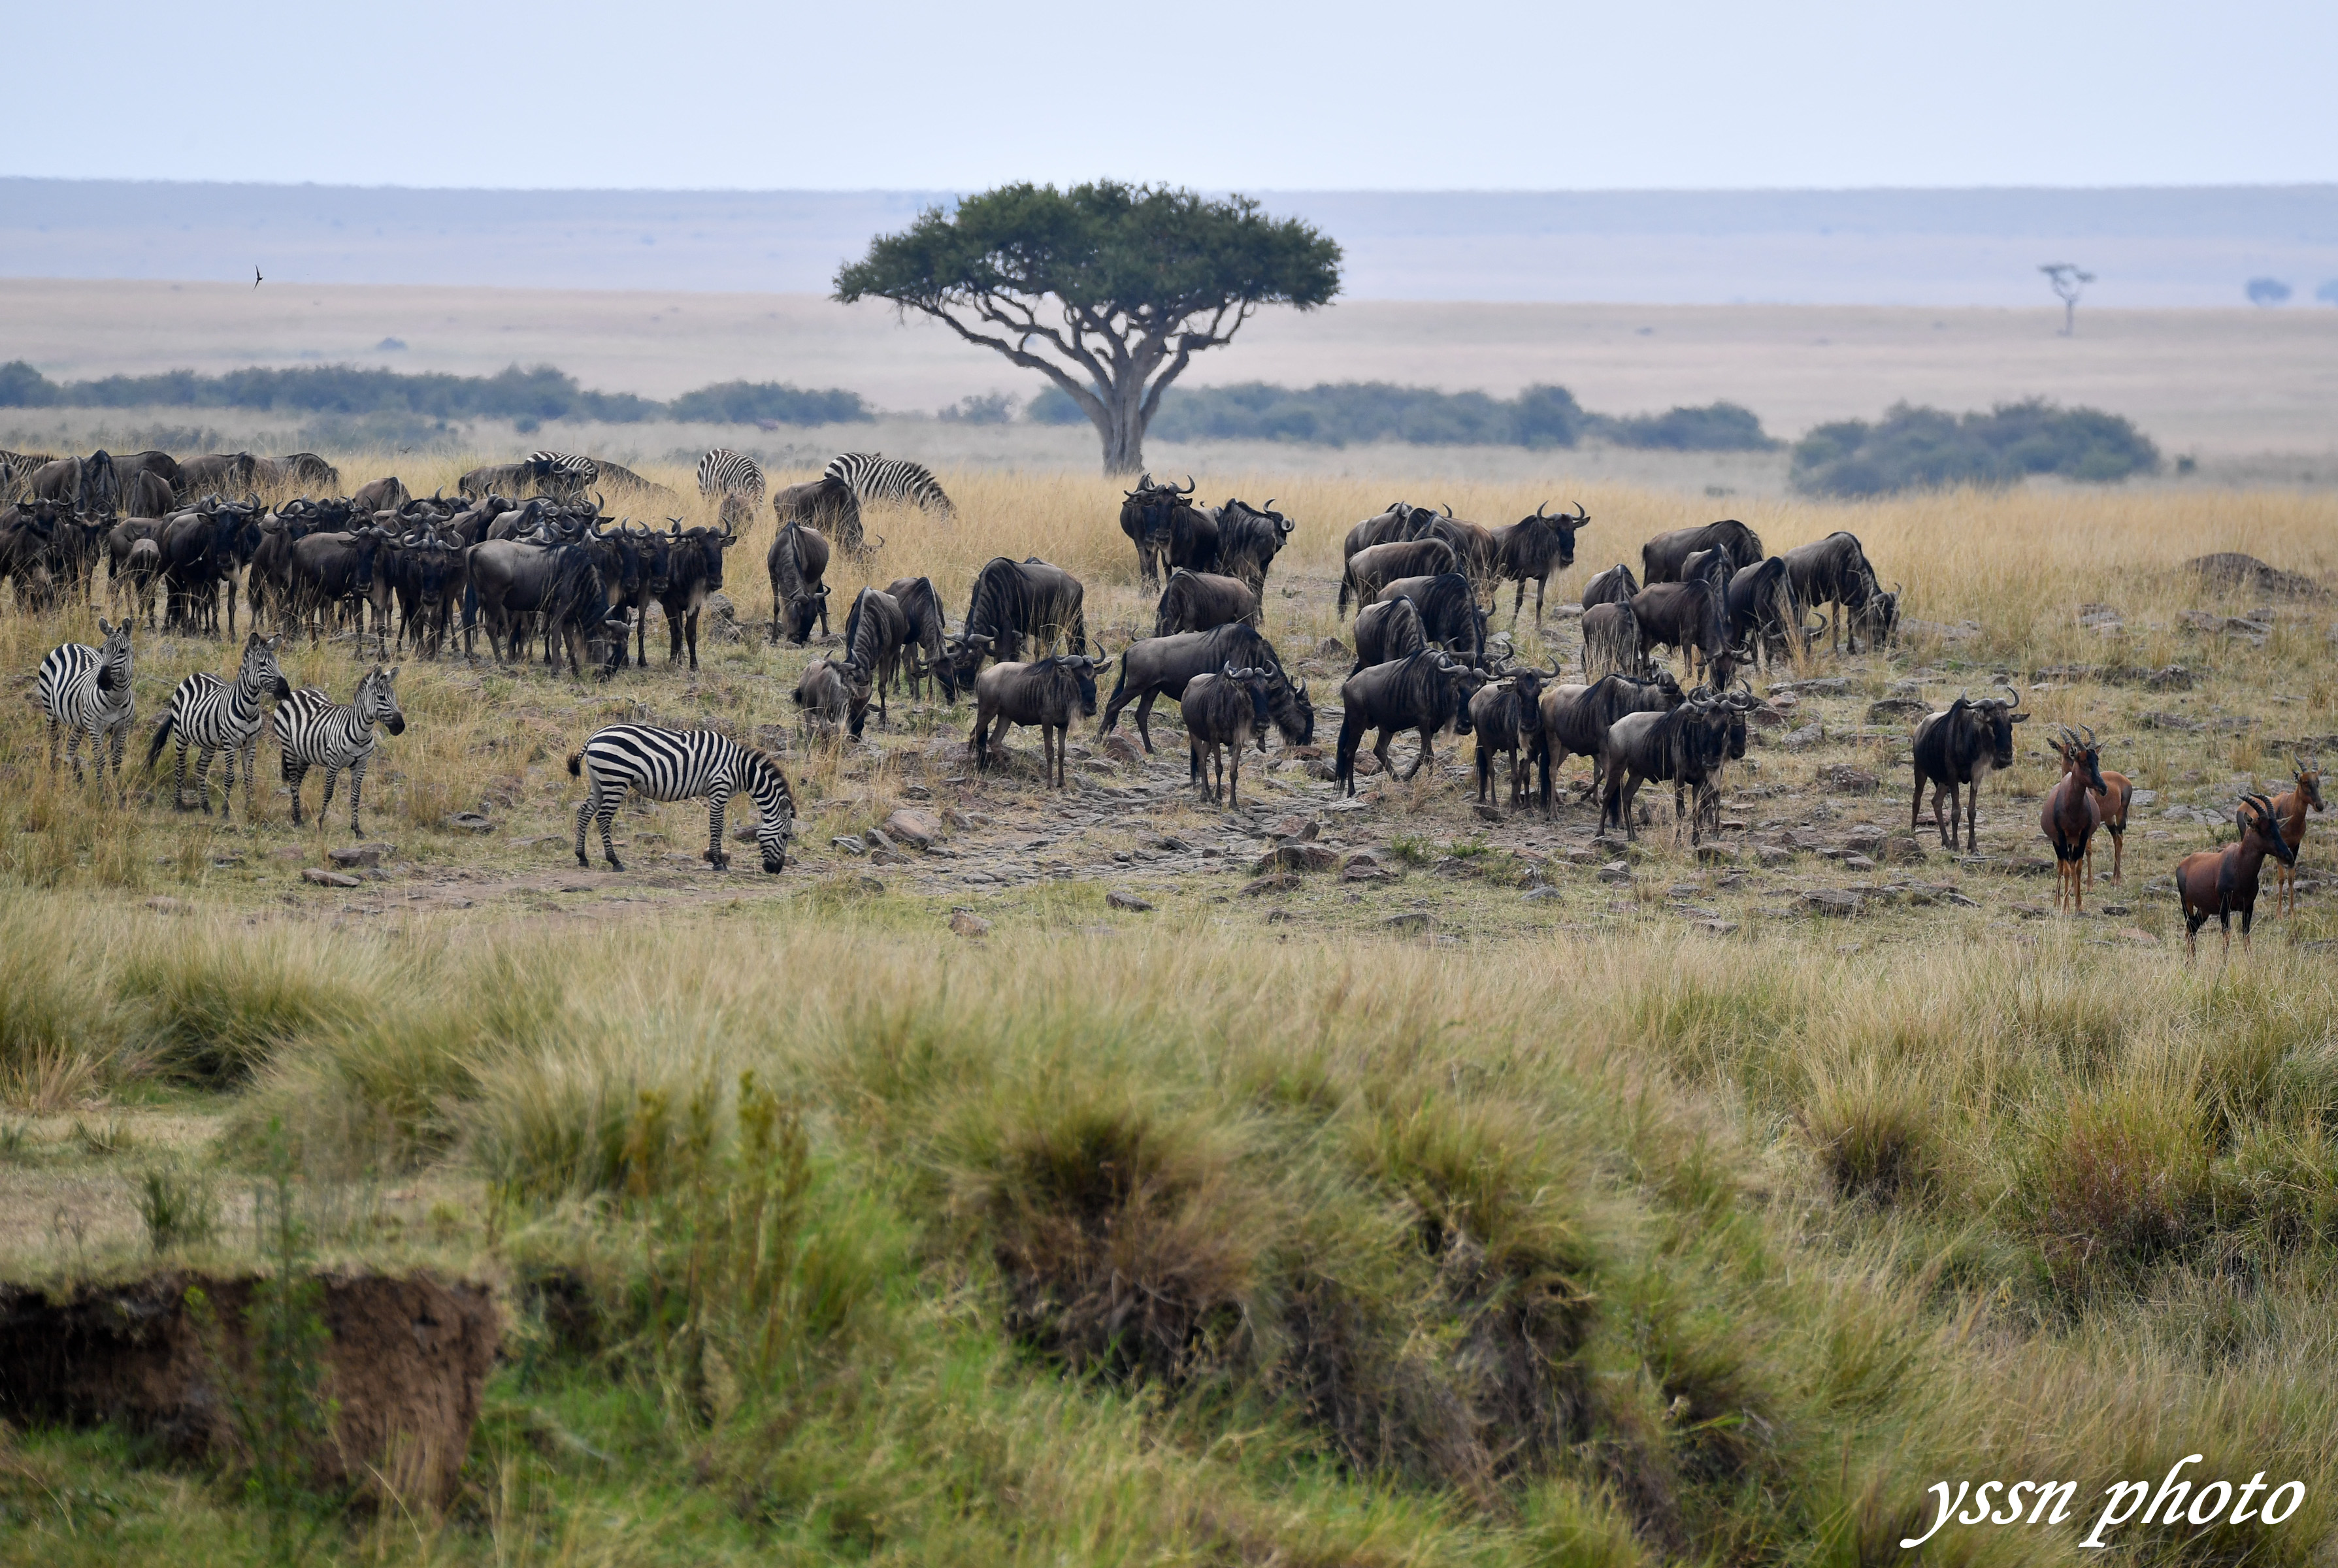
(6, 442, 2318, 956)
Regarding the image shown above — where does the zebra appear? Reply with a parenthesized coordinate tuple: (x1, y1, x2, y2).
(823, 452, 954, 517)
(567, 724, 795, 875)
(276, 665, 405, 833)
(1, 451, 61, 504)
(144, 632, 291, 818)
(698, 448, 766, 532)
(33, 619, 136, 796)
(527, 451, 599, 494)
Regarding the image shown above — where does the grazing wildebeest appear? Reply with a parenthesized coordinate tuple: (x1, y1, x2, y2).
(1642, 519, 1765, 585)
(176, 452, 262, 499)
(1782, 531, 1898, 655)
(938, 557, 1088, 692)
(1340, 536, 1455, 615)
(1334, 649, 1487, 796)
(114, 450, 181, 493)
(1181, 664, 1274, 806)
(884, 576, 952, 701)
(1350, 596, 1426, 675)
(2041, 727, 2108, 914)
(1908, 688, 2027, 851)
(792, 657, 866, 743)
(123, 470, 174, 519)
(1098, 623, 1312, 753)
(1485, 501, 1589, 626)
(29, 451, 120, 516)
(1628, 576, 1745, 687)
(1599, 691, 1735, 843)
(2265, 757, 2324, 915)
(1580, 562, 1638, 610)
(2176, 794, 2296, 957)
(271, 452, 340, 492)
(655, 523, 740, 670)
(1155, 568, 1260, 636)
(1724, 556, 1821, 670)
(1209, 498, 1296, 591)
(1579, 601, 1643, 681)
(1469, 659, 1558, 810)
(772, 474, 866, 555)
(350, 476, 410, 514)
(464, 539, 608, 676)
(840, 587, 910, 736)
(970, 654, 1111, 789)
(1535, 670, 1686, 813)
(766, 521, 832, 645)
(1375, 571, 1487, 667)
(1119, 474, 1200, 590)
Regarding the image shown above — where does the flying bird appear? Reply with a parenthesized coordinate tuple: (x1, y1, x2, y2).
(254, 265, 263, 289)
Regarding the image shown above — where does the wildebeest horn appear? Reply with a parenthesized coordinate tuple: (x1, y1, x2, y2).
(1543, 654, 1564, 677)
(1534, 500, 1549, 518)
(1441, 504, 1453, 517)
(1177, 475, 1195, 494)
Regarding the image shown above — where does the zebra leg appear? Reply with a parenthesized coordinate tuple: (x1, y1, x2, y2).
(320, 766, 340, 822)
(67, 726, 88, 786)
(599, 796, 623, 872)
(346, 760, 367, 834)
(192, 744, 217, 816)
(240, 740, 258, 821)
(705, 785, 730, 869)
(286, 760, 309, 826)
(574, 789, 594, 868)
(108, 724, 129, 800)
(48, 715, 61, 774)
(220, 747, 238, 821)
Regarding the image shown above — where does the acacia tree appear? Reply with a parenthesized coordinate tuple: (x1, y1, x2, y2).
(2039, 262, 2094, 336)
(835, 182, 1342, 474)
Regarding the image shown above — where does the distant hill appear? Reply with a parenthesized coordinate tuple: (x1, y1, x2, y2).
(5, 180, 2335, 306)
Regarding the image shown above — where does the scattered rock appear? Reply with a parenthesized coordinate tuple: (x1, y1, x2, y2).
(1256, 842, 1340, 874)
(1521, 887, 1564, 902)
(864, 827, 897, 854)
(1803, 889, 1862, 917)
(1902, 617, 1982, 644)
(303, 868, 362, 889)
(1783, 724, 1826, 750)
(1242, 874, 1300, 896)
(1106, 889, 1155, 912)
(1841, 824, 1886, 855)
(1473, 803, 1504, 823)
(444, 812, 495, 832)
(1816, 763, 1879, 795)
(1313, 637, 1351, 662)
(1351, 751, 1383, 777)
(1692, 919, 1739, 936)
(2144, 665, 2195, 691)
(2077, 604, 2124, 630)
(831, 835, 866, 855)
(1841, 853, 1879, 873)
(142, 896, 192, 915)
(2120, 926, 2160, 945)
(329, 842, 395, 868)
(1383, 911, 1430, 934)
(1268, 815, 1318, 841)
(1776, 677, 1853, 696)
(1882, 835, 1928, 864)
(1866, 698, 1926, 723)
(2186, 553, 2328, 599)
(1596, 861, 1632, 883)
(1695, 844, 1738, 864)
(1756, 845, 1795, 868)
(2139, 712, 2203, 732)
(949, 911, 991, 938)
(1101, 734, 1145, 768)
(882, 808, 940, 849)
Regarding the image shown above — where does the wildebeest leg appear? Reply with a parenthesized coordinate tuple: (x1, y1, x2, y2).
(1335, 714, 1364, 796)
(705, 783, 731, 868)
(1189, 734, 1206, 798)
(686, 608, 701, 671)
(1404, 727, 1438, 782)
(1228, 743, 1241, 807)
(1475, 740, 1493, 803)
(1132, 691, 1159, 754)
(1966, 783, 1981, 855)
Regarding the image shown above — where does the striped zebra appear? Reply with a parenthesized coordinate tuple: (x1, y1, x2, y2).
(697, 448, 765, 531)
(34, 619, 137, 795)
(144, 632, 291, 819)
(275, 665, 406, 833)
(823, 452, 954, 517)
(567, 724, 796, 874)
(528, 450, 599, 493)
(1, 451, 61, 503)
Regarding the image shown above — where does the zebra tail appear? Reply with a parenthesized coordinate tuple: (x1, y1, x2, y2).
(144, 712, 176, 770)
(566, 752, 583, 777)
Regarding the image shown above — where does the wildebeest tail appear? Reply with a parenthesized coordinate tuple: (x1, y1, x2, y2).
(144, 712, 176, 770)
(566, 752, 583, 777)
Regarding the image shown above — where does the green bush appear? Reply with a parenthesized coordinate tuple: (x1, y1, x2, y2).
(1147, 381, 1592, 448)
(1790, 399, 2159, 496)
(666, 380, 871, 425)
(1591, 401, 1778, 451)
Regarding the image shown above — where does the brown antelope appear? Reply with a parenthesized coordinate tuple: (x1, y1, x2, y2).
(2041, 726, 2105, 914)
(2087, 762, 2134, 884)
(2268, 755, 2324, 916)
(2175, 794, 2297, 957)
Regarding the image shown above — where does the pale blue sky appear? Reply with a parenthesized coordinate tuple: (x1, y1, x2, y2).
(12, 0, 2334, 191)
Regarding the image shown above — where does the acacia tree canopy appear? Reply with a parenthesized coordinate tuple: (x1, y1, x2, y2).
(834, 182, 1342, 474)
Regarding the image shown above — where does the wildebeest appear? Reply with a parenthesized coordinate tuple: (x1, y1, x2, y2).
(1723, 556, 1821, 670)
(2041, 726, 2107, 913)
(29, 451, 120, 515)
(1342, 500, 1437, 562)
(1642, 519, 1765, 585)
(1469, 659, 1558, 810)
(1908, 688, 2027, 851)
(176, 452, 262, 499)
(765, 521, 832, 645)
(351, 476, 411, 514)
(159, 498, 265, 637)
(1350, 595, 1426, 674)
(1579, 601, 1643, 681)
(1154, 568, 1259, 636)
(123, 470, 174, 519)
(1181, 664, 1273, 806)
(1484, 501, 1589, 625)
(1209, 498, 1296, 591)
(970, 654, 1111, 789)
(938, 557, 1088, 691)
(383, 530, 467, 659)
(464, 539, 608, 676)
(1580, 562, 1639, 610)
(792, 657, 866, 743)
(2176, 794, 2297, 957)
(1375, 572, 1487, 667)
(289, 527, 386, 645)
(0, 500, 65, 608)
(1535, 670, 1686, 813)
(772, 474, 866, 555)
(1340, 537, 1455, 615)
(1599, 691, 1735, 843)
(1628, 577, 1745, 687)
(114, 450, 182, 493)
(118, 537, 163, 626)
(2265, 756, 2323, 916)
(883, 575, 952, 702)
(655, 523, 740, 670)
(1098, 623, 1311, 753)
(839, 587, 910, 736)
(1334, 649, 1487, 796)
(270, 452, 340, 492)
(1782, 532, 1898, 655)
(1119, 474, 1200, 590)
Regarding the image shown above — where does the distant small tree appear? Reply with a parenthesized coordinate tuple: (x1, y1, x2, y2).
(2039, 263, 2094, 336)
(836, 182, 1342, 474)
(2247, 277, 2293, 306)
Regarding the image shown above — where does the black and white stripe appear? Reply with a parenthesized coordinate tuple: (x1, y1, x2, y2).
(697, 448, 766, 499)
(35, 619, 136, 794)
(275, 664, 406, 833)
(823, 452, 953, 516)
(567, 724, 795, 874)
(527, 451, 599, 488)
(146, 632, 290, 819)
(1, 451, 61, 503)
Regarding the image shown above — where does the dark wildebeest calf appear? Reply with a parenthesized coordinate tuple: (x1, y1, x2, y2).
(1181, 663, 1273, 806)
(1469, 658, 1558, 810)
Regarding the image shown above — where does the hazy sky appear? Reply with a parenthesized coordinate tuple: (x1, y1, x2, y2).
(13, 1, 2335, 191)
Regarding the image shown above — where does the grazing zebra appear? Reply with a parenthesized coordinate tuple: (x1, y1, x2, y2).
(698, 448, 765, 531)
(145, 632, 291, 819)
(567, 724, 795, 874)
(527, 451, 599, 492)
(276, 665, 405, 833)
(823, 452, 954, 517)
(34, 619, 137, 795)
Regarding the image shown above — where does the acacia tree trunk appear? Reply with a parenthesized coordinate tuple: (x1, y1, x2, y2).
(1089, 376, 1150, 475)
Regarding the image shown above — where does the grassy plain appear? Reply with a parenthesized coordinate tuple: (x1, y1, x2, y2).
(1, 457, 2336, 1564)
